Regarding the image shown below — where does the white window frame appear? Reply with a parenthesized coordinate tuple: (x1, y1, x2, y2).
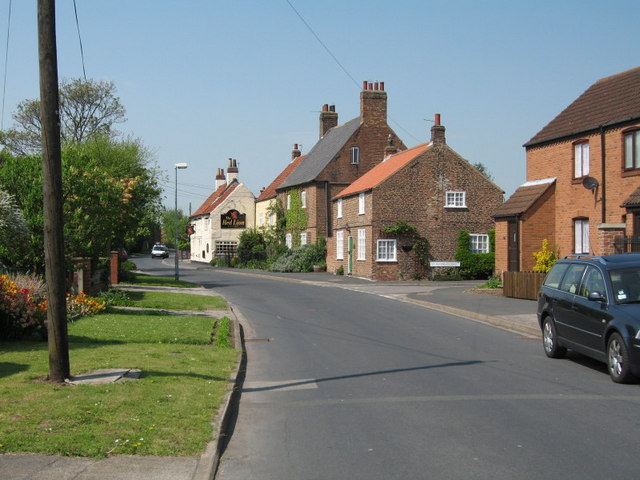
(358, 192, 365, 215)
(337, 198, 343, 218)
(286, 194, 291, 210)
(445, 191, 466, 208)
(351, 146, 360, 165)
(376, 239, 397, 262)
(470, 234, 489, 254)
(300, 232, 308, 246)
(336, 230, 344, 260)
(301, 191, 307, 209)
(258, 212, 264, 226)
(574, 219, 590, 254)
(624, 130, 640, 170)
(574, 141, 590, 178)
(357, 229, 366, 261)
(285, 233, 292, 249)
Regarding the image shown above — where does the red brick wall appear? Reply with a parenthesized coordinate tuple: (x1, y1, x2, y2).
(329, 143, 504, 280)
(524, 121, 640, 258)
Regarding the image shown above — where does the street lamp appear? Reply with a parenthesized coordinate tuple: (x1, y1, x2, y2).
(174, 163, 188, 282)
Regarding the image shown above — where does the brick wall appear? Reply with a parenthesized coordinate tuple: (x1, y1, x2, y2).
(525, 121, 640, 258)
(329, 142, 503, 280)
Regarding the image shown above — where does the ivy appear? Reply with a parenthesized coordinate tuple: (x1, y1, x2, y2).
(284, 189, 307, 248)
(381, 220, 431, 268)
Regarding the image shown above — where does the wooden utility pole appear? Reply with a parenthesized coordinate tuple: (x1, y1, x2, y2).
(38, 0, 70, 382)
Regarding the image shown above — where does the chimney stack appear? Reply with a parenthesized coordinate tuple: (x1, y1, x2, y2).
(215, 168, 226, 189)
(430, 113, 446, 144)
(227, 158, 239, 183)
(291, 143, 301, 161)
(383, 134, 398, 160)
(360, 80, 387, 126)
(319, 104, 338, 138)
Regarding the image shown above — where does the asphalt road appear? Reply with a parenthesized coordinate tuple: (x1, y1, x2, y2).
(140, 257, 640, 480)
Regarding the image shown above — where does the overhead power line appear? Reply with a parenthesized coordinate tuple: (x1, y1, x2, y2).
(1, 0, 12, 130)
(72, 0, 87, 80)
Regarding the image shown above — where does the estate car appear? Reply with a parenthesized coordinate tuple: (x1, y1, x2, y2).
(537, 254, 640, 383)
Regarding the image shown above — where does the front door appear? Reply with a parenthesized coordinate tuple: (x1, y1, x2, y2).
(507, 219, 519, 271)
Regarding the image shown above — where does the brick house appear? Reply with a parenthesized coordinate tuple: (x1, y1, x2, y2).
(276, 81, 406, 248)
(189, 158, 255, 263)
(327, 115, 504, 280)
(494, 66, 640, 273)
(254, 145, 304, 231)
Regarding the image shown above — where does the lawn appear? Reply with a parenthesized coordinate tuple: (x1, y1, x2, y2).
(123, 291, 227, 311)
(121, 272, 199, 288)
(0, 310, 238, 458)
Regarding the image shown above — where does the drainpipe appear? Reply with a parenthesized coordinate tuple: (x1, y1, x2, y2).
(325, 181, 331, 237)
(600, 125, 606, 224)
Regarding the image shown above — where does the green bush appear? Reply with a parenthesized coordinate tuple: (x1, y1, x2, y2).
(269, 240, 327, 273)
(98, 288, 133, 307)
(454, 230, 495, 280)
(119, 259, 137, 281)
(237, 229, 267, 265)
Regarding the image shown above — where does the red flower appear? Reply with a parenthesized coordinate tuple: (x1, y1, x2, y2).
(21, 289, 29, 295)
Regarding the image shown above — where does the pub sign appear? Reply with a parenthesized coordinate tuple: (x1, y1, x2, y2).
(221, 209, 246, 229)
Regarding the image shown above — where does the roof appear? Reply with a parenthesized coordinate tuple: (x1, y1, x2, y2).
(525, 66, 640, 147)
(278, 118, 361, 189)
(256, 155, 305, 202)
(622, 186, 640, 208)
(493, 178, 556, 218)
(190, 180, 239, 218)
(333, 143, 430, 199)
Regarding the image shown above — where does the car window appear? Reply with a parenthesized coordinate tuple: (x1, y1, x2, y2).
(578, 266, 606, 300)
(610, 268, 640, 303)
(543, 263, 570, 289)
(558, 264, 586, 294)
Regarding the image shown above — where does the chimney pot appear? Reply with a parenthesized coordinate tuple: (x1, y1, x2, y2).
(374, 81, 379, 91)
(362, 80, 367, 90)
(435, 113, 441, 126)
(322, 104, 328, 112)
(380, 81, 384, 91)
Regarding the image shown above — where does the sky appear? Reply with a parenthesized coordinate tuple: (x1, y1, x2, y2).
(1, 0, 638, 214)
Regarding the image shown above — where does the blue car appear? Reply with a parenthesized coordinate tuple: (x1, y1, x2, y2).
(537, 254, 640, 383)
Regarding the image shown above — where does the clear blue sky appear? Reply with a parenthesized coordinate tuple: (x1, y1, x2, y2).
(1, 1, 638, 213)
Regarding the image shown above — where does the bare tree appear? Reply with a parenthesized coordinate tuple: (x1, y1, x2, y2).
(0, 78, 126, 156)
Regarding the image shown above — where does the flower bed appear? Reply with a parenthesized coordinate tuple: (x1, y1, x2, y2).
(0, 274, 105, 340)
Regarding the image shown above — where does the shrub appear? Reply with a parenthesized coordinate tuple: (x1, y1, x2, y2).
(270, 239, 327, 273)
(455, 230, 495, 280)
(67, 292, 106, 320)
(237, 229, 267, 265)
(98, 288, 133, 307)
(0, 274, 48, 340)
(336, 265, 344, 275)
(533, 239, 559, 273)
(119, 259, 137, 281)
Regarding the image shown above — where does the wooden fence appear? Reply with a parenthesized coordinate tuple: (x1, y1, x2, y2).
(503, 271, 546, 300)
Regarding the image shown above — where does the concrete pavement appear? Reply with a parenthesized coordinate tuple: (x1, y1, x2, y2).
(0, 268, 540, 480)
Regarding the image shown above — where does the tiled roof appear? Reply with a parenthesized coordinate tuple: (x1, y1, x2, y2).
(493, 178, 556, 218)
(333, 143, 430, 199)
(190, 181, 239, 218)
(622, 186, 640, 208)
(278, 118, 361, 189)
(525, 66, 640, 147)
(256, 155, 305, 202)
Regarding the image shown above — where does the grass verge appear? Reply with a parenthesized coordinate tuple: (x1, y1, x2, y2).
(121, 272, 200, 288)
(121, 291, 227, 311)
(0, 310, 238, 458)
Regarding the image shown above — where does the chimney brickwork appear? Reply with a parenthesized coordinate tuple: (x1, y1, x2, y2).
(360, 81, 387, 126)
(319, 104, 338, 138)
(430, 113, 446, 144)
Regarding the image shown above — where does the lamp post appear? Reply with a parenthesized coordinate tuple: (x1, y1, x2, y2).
(174, 163, 188, 282)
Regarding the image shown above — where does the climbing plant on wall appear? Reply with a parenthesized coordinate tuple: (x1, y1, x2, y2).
(284, 189, 307, 248)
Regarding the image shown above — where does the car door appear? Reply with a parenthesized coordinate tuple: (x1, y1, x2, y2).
(553, 263, 587, 342)
(570, 266, 612, 355)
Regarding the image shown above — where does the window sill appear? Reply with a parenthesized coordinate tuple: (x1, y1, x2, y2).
(444, 205, 467, 209)
(376, 259, 398, 263)
(622, 169, 640, 178)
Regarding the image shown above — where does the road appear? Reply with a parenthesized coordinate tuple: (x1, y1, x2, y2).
(139, 256, 640, 480)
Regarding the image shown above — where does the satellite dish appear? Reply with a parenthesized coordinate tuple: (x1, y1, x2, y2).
(582, 176, 599, 190)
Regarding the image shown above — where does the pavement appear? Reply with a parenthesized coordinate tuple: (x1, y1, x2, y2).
(0, 267, 540, 480)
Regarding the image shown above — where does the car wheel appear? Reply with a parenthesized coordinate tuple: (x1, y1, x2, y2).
(607, 333, 635, 383)
(542, 317, 566, 358)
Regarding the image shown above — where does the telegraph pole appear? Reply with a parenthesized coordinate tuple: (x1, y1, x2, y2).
(38, 0, 69, 382)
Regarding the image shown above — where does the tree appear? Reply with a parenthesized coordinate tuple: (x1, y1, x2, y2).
(472, 162, 494, 181)
(0, 188, 29, 256)
(0, 78, 126, 156)
(160, 208, 190, 249)
(0, 137, 162, 271)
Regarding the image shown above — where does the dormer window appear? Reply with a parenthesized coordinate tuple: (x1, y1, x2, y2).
(351, 146, 360, 164)
(574, 141, 590, 178)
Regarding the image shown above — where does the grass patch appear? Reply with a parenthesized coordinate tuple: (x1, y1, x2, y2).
(121, 273, 200, 288)
(0, 310, 238, 458)
(214, 317, 232, 348)
(122, 291, 227, 311)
